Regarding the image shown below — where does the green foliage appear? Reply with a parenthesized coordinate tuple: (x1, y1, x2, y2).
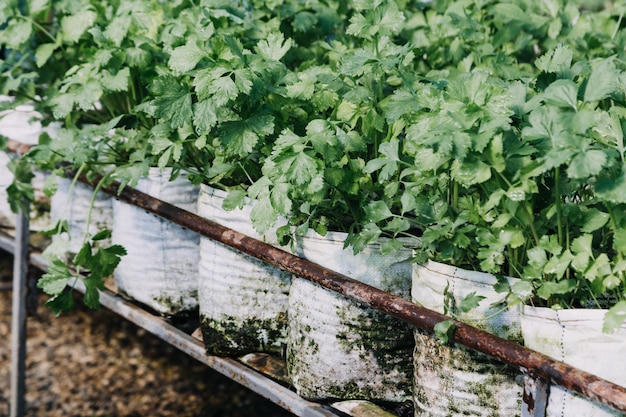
(38, 238, 126, 316)
(2, 0, 626, 330)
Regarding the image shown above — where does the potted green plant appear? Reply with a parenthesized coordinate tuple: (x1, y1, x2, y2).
(0, 0, 202, 316)
(363, 42, 626, 417)
(236, 0, 423, 403)
(136, 0, 346, 355)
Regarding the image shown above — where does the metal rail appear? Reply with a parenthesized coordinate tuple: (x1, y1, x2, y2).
(9, 209, 29, 417)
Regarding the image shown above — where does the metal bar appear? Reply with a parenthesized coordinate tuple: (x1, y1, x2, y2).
(5, 139, 31, 156)
(92, 177, 626, 414)
(0, 233, 16, 254)
(9, 208, 29, 417)
(522, 376, 548, 417)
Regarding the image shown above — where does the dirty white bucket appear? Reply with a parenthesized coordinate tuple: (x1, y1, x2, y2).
(412, 260, 523, 417)
(521, 306, 626, 417)
(197, 184, 291, 356)
(0, 151, 15, 226)
(48, 176, 114, 259)
(0, 101, 59, 229)
(112, 168, 199, 316)
(287, 231, 415, 402)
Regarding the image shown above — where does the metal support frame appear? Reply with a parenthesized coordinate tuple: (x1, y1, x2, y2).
(5, 139, 626, 416)
(9, 208, 29, 417)
(90, 175, 626, 415)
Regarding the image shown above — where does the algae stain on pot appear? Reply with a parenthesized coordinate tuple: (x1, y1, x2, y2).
(154, 291, 199, 317)
(201, 312, 288, 356)
(287, 276, 414, 402)
(413, 330, 521, 417)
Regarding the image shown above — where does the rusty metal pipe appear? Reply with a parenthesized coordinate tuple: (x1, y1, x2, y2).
(90, 177, 626, 413)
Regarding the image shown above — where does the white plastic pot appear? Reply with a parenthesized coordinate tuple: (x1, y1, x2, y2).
(521, 306, 626, 417)
(412, 260, 523, 417)
(0, 100, 59, 229)
(112, 168, 199, 316)
(287, 231, 415, 402)
(48, 176, 114, 259)
(196, 184, 290, 356)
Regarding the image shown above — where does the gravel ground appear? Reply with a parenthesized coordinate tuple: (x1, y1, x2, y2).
(0, 249, 296, 417)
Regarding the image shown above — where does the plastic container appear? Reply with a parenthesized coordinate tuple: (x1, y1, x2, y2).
(197, 184, 290, 356)
(412, 260, 523, 417)
(521, 306, 626, 417)
(112, 168, 199, 316)
(287, 230, 415, 402)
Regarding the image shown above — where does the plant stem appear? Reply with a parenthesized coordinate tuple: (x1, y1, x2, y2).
(18, 15, 56, 44)
(522, 202, 541, 246)
(555, 168, 564, 247)
(82, 170, 113, 245)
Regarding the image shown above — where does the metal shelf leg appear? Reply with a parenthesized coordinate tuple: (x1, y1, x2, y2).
(10, 208, 30, 417)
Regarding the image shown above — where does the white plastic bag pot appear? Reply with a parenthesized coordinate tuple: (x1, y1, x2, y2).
(0, 100, 59, 229)
(521, 306, 626, 417)
(112, 168, 199, 316)
(412, 260, 523, 417)
(48, 176, 114, 258)
(287, 231, 415, 402)
(197, 184, 291, 356)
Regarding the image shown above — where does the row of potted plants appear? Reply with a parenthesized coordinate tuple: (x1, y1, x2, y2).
(1, 0, 626, 415)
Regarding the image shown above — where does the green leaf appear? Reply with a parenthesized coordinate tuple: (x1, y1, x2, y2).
(92, 244, 127, 277)
(596, 167, 626, 203)
(74, 242, 93, 268)
(581, 209, 610, 233)
(280, 152, 318, 186)
(351, 223, 382, 254)
(102, 67, 130, 92)
(543, 250, 574, 279)
(604, 300, 626, 333)
(347, 1, 405, 39)
(82, 275, 105, 310)
(566, 149, 607, 179)
(255, 32, 292, 61)
(537, 279, 577, 300)
(38, 259, 73, 295)
(219, 114, 274, 157)
(169, 41, 206, 74)
(92, 229, 112, 241)
(364, 200, 393, 223)
(104, 14, 131, 47)
(584, 58, 619, 103)
(459, 292, 486, 313)
(510, 280, 534, 302)
(35, 43, 58, 68)
(0, 19, 32, 49)
(535, 44, 573, 74)
(614, 228, 626, 256)
(379, 238, 406, 255)
(61, 9, 97, 43)
(193, 99, 218, 134)
(543, 79, 578, 110)
(222, 190, 247, 211)
(433, 320, 456, 345)
(45, 292, 75, 317)
(451, 159, 491, 187)
(250, 195, 278, 234)
(150, 77, 193, 129)
(383, 217, 410, 234)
